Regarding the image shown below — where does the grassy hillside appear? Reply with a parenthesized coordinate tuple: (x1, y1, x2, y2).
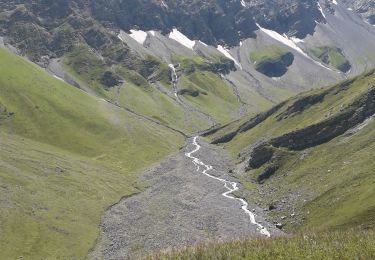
(152, 230, 375, 259)
(250, 45, 290, 65)
(250, 45, 294, 77)
(179, 71, 240, 124)
(63, 47, 199, 132)
(0, 48, 184, 259)
(310, 46, 351, 73)
(63, 47, 239, 132)
(207, 70, 375, 231)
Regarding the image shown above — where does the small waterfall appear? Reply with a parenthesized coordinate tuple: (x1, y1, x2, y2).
(169, 64, 179, 98)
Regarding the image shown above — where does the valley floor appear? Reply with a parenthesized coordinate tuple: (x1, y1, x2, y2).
(91, 138, 281, 259)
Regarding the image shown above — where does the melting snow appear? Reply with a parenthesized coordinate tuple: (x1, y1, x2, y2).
(317, 2, 326, 19)
(198, 40, 208, 46)
(256, 24, 306, 55)
(53, 75, 64, 82)
(129, 29, 148, 45)
(161, 0, 168, 9)
(291, 37, 304, 43)
(169, 28, 196, 50)
(217, 45, 242, 69)
(355, 116, 373, 131)
(257, 24, 333, 71)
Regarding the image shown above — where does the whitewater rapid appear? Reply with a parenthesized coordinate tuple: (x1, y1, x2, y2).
(185, 136, 271, 237)
(169, 64, 179, 98)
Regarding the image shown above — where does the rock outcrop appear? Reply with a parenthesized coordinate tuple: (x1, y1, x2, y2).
(271, 87, 375, 150)
(0, 0, 325, 63)
(248, 142, 274, 169)
(253, 52, 294, 77)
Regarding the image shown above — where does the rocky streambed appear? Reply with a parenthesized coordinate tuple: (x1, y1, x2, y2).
(91, 137, 281, 259)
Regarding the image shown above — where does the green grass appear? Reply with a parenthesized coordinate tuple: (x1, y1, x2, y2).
(246, 115, 375, 232)
(209, 70, 375, 231)
(221, 73, 374, 156)
(110, 67, 209, 132)
(63, 49, 270, 131)
(172, 54, 236, 76)
(151, 230, 375, 259)
(250, 45, 290, 67)
(310, 46, 350, 72)
(63, 45, 109, 95)
(64, 49, 213, 133)
(0, 48, 184, 259)
(299, 120, 375, 230)
(172, 54, 232, 70)
(172, 54, 206, 70)
(180, 71, 241, 123)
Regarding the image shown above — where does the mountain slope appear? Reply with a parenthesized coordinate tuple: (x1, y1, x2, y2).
(1, 0, 375, 258)
(154, 230, 375, 259)
(343, 0, 375, 24)
(2, 0, 375, 129)
(207, 69, 375, 231)
(0, 48, 184, 259)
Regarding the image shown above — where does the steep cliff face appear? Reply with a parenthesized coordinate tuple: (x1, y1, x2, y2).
(0, 0, 373, 76)
(90, 0, 324, 46)
(0, 1, 135, 65)
(0, 0, 324, 57)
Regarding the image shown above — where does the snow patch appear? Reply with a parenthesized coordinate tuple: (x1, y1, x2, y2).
(217, 45, 242, 69)
(332, 0, 338, 5)
(198, 40, 208, 47)
(53, 75, 64, 82)
(117, 32, 125, 42)
(169, 28, 196, 50)
(257, 24, 306, 55)
(355, 116, 373, 131)
(364, 20, 375, 27)
(257, 24, 333, 71)
(291, 37, 304, 43)
(317, 2, 326, 19)
(149, 30, 156, 36)
(129, 29, 148, 45)
(161, 0, 168, 9)
(240, 0, 246, 7)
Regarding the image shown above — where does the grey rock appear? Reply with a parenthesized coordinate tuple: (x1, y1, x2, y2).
(90, 138, 283, 259)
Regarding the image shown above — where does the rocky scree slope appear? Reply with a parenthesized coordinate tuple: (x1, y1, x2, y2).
(342, 0, 375, 24)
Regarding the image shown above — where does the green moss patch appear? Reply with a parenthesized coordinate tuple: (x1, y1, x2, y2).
(250, 45, 294, 77)
(310, 46, 351, 72)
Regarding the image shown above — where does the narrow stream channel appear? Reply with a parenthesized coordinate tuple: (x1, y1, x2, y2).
(185, 136, 271, 237)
